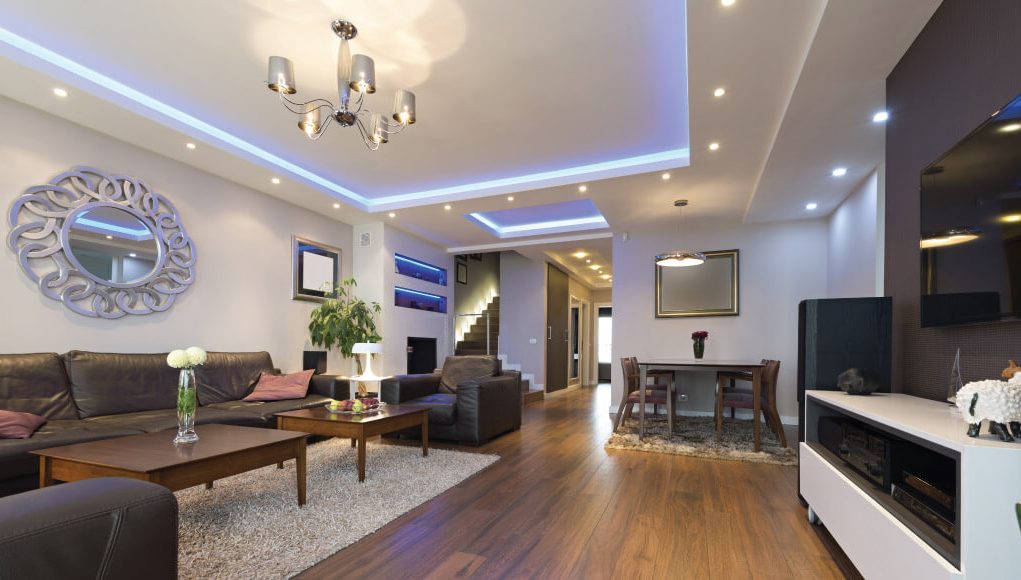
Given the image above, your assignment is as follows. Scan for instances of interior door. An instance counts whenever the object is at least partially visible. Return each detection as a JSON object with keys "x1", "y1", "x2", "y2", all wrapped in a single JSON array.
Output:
[{"x1": 546, "y1": 264, "x2": 569, "y2": 392}]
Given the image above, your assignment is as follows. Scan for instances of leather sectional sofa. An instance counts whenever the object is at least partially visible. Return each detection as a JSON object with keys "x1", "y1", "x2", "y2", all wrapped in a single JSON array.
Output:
[
  {"x1": 0, "y1": 350, "x2": 347, "y2": 496},
  {"x1": 381, "y1": 355, "x2": 522, "y2": 445}
]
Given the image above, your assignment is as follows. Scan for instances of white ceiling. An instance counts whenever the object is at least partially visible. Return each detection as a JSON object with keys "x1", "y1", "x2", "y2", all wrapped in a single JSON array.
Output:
[{"x1": 0, "y1": 0, "x2": 941, "y2": 288}]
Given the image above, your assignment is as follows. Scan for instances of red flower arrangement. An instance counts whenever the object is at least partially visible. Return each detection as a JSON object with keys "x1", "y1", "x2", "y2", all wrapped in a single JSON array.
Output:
[{"x1": 691, "y1": 331, "x2": 709, "y2": 340}]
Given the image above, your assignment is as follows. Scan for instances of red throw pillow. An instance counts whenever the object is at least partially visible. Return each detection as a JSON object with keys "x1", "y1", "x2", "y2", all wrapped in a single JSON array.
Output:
[
  {"x1": 0, "y1": 410, "x2": 47, "y2": 439},
  {"x1": 243, "y1": 370, "x2": 314, "y2": 402}
]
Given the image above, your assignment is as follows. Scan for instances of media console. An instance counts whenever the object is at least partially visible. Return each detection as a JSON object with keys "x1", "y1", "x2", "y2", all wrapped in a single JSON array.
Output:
[{"x1": 801, "y1": 390, "x2": 1021, "y2": 579}]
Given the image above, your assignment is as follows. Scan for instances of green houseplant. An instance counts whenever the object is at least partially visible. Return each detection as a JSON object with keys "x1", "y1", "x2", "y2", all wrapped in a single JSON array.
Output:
[{"x1": 308, "y1": 278, "x2": 382, "y2": 394}]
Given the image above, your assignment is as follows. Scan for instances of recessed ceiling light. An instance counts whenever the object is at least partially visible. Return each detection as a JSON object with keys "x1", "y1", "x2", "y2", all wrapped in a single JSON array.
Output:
[
  {"x1": 388, "y1": 212, "x2": 396, "y2": 218},
  {"x1": 507, "y1": 196, "x2": 515, "y2": 201},
  {"x1": 271, "y1": 177, "x2": 281, "y2": 184},
  {"x1": 806, "y1": 202, "x2": 818, "y2": 210},
  {"x1": 589, "y1": 264, "x2": 601, "y2": 271},
  {"x1": 572, "y1": 251, "x2": 588, "y2": 259},
  {"x1": 832, "y1": 167, "x2": 848, "y2": 177},
  {"x1": 105, "y1": 235, "x2": 113, "y2": 240},
  {"x1": 128, "y1": 253, "x2": 137, "y2": 258},
  {"x1": 578, "y1": 185, "x2": 588, "y2": 193},
  {"x1": 52, "y1": 87, "x2": 68, "y2": 98},
  {"x1": 661, "y1": 173, "x2": 671, "y2": 180},
  {"x1": 709, "y1": 142, "x2": 720, "y2": 151},
  {"x1": 444, "y1": 204, "x2": 452, "y2": 211},
  {"x1": 586, "y1": 259, "x2": 591, "y2": 263},
  {"x1": 185, "y1": 142, "x2": 196, "y2": 150},
  {"x1": 721, "y1": 0, "x2": 736, "y2": 6},
  {"x1": 1002, "y1": 214, "x2": 1021, "y2": 223},
  {"x1": 333, "y1": 203, "x2": 341, "y2": 209},
  {"x1": 713, "y1": 87, "x2": 726, "y2": 98},
  {"x1": 872, "y1": 111, "x2": 889, "y2": 123},
  {"x1": 1001, "y1": 123, "x2": 1021, "y2": 133},
  {"x1": 600, "y1": 274, "x2": 611, "y2": 280}
]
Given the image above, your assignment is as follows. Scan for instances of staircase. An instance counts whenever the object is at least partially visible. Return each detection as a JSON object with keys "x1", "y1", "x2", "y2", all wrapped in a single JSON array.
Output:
[{"x1": 455, "y1": 297, "x2": 500, "y2": 355}]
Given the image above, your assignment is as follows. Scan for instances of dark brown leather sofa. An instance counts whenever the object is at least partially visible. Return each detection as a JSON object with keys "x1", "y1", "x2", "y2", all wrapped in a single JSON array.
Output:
[
  {"x1": 0, "y1": 477, "x2": 178, "y2": 579},
  {"x1": 0, "y1": 351, "x2": 346, "y2": 496},
  {"x1": 381, "y1": 355, "x2": 522, "y2": 445}
]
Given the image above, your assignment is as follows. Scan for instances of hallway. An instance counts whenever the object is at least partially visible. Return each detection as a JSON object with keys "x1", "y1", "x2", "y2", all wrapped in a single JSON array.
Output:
[{"x1": 302, "y1": 385, "x2": 853, "y2": 579}]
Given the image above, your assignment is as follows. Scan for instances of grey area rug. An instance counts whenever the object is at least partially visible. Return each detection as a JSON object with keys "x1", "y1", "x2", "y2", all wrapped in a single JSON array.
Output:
[
  {"x1": 175, "y1": 439, "x2": 499, "y2": 579},
  {"x1": 606, "y1": 415, "x2": 797, "y2": 466}
]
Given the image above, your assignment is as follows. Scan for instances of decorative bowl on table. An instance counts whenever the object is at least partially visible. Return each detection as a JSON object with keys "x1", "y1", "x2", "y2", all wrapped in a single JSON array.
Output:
[{"x1": 325, "y1": 398, "x2": 384, "y2": 414}]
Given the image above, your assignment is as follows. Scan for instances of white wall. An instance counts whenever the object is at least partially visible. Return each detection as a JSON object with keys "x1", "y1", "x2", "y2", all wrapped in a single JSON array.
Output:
[
  {"x1": 0, "y1": 96, "x2": 353, "y2": 373},
  {"x1": 610, "y1": 220, "x2": 829, "y2": 422},
  {"x1": 498, "y1": 251, "x2": 546, "y2": 387},
  {"x1": 453, "y1": 252, "x2": 500, "y2": 344},
  {"x1": 828, "y1": 167, "x2": 884, "y2": 298}
]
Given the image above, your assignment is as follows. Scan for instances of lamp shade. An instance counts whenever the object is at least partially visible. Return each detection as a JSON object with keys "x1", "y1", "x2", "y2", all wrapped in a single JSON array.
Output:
[
  {"x1": 267, "y1": 56, "x2": 296, "y2": 94},
  {"x1": 369, "y1": 113, "x2": 388, "y2": 144},
  {"x1": 352, "y1": 342, "x2": 384, "y2": 354},
  {"x1": 349, "y1": 54, "x2": 376, "y2": 93},
  {"x1": 392, "y1": 89, "x2": 416, "y2": 125},
  {"x1": 298, "y1": 105, "x2": 323, "y2": 137},
  {"x1": 655, "y1": 250, "x2": 706, "y2": 267}
]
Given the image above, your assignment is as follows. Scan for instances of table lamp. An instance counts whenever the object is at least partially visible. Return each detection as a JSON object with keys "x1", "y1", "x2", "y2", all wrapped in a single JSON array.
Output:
[{"x1": 350, "y1": 342, "x2": 386, "y2": 397}]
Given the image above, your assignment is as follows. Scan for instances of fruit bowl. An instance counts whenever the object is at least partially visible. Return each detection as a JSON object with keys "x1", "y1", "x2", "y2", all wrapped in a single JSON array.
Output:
[{"x1": 324, "y1": 398, "x2": 384, "y2": 415}]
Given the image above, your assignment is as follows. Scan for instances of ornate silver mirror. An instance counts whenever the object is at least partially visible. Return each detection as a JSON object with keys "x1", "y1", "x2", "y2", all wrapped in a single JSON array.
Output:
[{"x1": 7, "y1": 167, "x2": 196, "y2": 318}]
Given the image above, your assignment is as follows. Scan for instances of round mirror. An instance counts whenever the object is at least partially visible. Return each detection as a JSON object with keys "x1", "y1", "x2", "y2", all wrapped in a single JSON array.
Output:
[{"x1": 67, "y1": 205, "x2": 160, "y2": 284}]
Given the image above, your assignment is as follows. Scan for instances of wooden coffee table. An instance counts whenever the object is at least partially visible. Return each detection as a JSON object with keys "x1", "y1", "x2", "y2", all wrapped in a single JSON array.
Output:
[
  {"x1": 275, "y1": 404, "x2": 429, "y2": 482},
  {"x1": 32, "y1": 424, "x2": 309, "y2": 505}
]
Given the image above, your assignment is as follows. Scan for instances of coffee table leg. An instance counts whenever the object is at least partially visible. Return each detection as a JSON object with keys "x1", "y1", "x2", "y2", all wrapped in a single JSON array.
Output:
[
  {"x1": 39, "y1": 457, "x2": 52, "y2": 488},
  {"x1": 277, "y1": 462, "x2": 284, "y2": 469},
  {"x1": 351, "y1": 438, "x2": 356, "y2": 448},
  {"x1": 421, "y1": 414, "x2": 429, "y2": 457},
  {"x1": 205, "y1": 482, "x2": 214, "y2": 490},
  {"x1": 296, "y1": 439, "x2": 307, "y2": 507},
  {"x1": 357, "y1": 435, "x2": 366, "y2": 482}
]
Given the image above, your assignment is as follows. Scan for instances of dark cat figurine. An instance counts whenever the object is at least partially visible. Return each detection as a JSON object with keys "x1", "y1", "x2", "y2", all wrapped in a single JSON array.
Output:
[{"x1": 838, "y1": 368, "x2": 879, "y2": 396}]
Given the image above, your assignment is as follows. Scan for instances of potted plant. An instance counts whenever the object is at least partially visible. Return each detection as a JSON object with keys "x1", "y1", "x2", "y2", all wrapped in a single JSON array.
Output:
[{"x1": 308, "y1": 278, "x2": 382, "y2": 395}]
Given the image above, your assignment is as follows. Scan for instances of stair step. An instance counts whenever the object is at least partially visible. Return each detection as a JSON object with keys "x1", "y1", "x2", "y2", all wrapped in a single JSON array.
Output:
[{"x1": 523, "y1": 387, "x2": 544, "y2": 404}]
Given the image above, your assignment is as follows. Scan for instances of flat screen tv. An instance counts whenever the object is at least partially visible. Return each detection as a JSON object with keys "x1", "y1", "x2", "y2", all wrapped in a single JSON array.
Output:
[{"x1": 920, "y1": 92, "x2": 1021, "y2": 327}]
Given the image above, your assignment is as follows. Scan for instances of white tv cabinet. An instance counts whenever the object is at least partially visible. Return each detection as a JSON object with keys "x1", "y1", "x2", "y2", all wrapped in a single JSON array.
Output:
[{"x1": 801, "y1": 390, "x2": 1021, "y2": 579}]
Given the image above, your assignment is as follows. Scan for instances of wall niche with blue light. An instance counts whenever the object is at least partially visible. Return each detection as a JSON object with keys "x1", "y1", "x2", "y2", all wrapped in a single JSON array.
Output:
[
  {"x1": 395, "y1": 286, "x2": 447, "y2": 314},
  {"x1": 395, "y1": 253, "x2": 447, "y2": 286}
]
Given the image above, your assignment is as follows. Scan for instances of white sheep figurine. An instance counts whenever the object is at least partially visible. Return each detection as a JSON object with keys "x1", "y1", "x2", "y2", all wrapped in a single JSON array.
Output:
[{"x1": 955, "y1": 378, "x2": 1021, "y2": 442}]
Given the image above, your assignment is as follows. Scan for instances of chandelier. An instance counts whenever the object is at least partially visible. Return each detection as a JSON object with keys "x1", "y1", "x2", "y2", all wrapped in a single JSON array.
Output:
[
  {"x1": 655, "y1": 200, "x2": 706, "y2": 267},
  {"x1": 265, "y1": 19, "x2": 416, "y2": 150}
]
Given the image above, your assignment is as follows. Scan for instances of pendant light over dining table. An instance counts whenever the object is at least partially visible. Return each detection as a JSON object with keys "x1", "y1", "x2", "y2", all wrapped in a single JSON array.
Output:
[{"x1": 655, "y1": 200, "x2": 706, "y2": 267}]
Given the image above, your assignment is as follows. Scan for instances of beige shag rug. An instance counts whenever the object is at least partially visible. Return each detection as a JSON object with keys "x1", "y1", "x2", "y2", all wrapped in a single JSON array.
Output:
[
  {"x1": 605, "y1": 415, "x2": 797, "y2": 465},
  {"x1": 175, "y1": 438, "x2": 499, "y2": 579}
]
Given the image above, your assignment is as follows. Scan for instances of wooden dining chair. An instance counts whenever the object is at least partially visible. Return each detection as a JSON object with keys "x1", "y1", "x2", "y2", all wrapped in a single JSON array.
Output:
[
  {"x1": 714, "y1": 359, "x2": 786, "y2": 447},
  {"x1": 613, "y1": 357, "x2": 675, "y2": 434}
]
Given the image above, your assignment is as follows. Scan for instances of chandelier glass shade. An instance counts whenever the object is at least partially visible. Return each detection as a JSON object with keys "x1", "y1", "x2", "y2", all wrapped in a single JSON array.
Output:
[
  {"x1": 266, "y1": 20, "x2": 416, "y2": 150},
  {"x1": 655, "y1": 200, "x2": 705, "y2": 268}
]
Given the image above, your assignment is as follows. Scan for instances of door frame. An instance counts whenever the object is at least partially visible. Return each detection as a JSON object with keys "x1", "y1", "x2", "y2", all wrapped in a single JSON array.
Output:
[{"x1": 568, "y1": 295, "x2": 588, "y2": 388}]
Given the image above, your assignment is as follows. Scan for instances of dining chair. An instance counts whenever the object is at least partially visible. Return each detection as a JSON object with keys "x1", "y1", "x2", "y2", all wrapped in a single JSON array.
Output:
[
  {"x1": 613, "y1": 357, "x2": 675, "y2": 434},
  {"x1": 714, "y1": 359, "x2": 786, "y2": 447}
]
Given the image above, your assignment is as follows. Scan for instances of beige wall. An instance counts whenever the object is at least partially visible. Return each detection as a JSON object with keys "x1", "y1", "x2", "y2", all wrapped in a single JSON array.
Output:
[
  {"x1": 0, "y1": 96, "x2": 353, "y2": 373},
  {"x1": 828, "y1": 168, "x2": 884, "y2": 298}
]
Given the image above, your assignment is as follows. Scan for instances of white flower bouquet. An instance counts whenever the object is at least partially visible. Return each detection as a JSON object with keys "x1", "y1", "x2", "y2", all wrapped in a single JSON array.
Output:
[{"x1": 167, "y1": 346, "x2": 207, "y2": 369}]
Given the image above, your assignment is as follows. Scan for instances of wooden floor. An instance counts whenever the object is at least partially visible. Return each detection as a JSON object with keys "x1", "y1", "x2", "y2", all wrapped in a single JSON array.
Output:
[{"x1": 300, "y1": 385, "x2": 857, "y2": 579}]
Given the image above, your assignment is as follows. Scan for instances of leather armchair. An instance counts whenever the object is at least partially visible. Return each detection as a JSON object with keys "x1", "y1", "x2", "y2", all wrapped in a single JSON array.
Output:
[
  {"x1": 309, "y1": 374, "x2": 352, "y2": 400},
  {"x1": 0, "y1": 478, "x2": 178, "y2": 579},
  {"x1": 381, "y1": 359, "x2": 521, "y2": 445}
]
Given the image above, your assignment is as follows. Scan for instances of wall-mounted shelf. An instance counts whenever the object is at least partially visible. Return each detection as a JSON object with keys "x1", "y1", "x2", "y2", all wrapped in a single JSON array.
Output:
[
  {"x1": 395, "y1": 253, "x2": 447, "y2": 286},
  {"x1": 395, "y1": 286, "x2": 447, "y2": 314}
]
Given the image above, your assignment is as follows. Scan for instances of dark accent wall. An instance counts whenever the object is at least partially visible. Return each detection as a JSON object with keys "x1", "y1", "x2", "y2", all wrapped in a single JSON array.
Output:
[{"x1": 886, "y1": 0, "x2": 1021, "y2": 400}]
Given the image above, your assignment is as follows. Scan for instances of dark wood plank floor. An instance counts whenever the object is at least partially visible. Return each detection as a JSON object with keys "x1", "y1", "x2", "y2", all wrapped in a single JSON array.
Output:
[{"x1": 299, "y1": 385, "x2": 857, "y2": 579}]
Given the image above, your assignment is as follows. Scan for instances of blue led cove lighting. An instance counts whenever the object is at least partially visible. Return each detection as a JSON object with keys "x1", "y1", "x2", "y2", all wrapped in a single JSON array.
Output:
[
  {"x1": 394, "y1": 254, "x2": 442, "y2": 272},
  {"x1": 394, "y1": 286, "x2": 445, "y2": 300},
  {"x1": 469, "y1": 213, "x2": 609, "y2": 236},
  {"x1": 75, "y1": 217, "x2": 153, "y2": 238}
]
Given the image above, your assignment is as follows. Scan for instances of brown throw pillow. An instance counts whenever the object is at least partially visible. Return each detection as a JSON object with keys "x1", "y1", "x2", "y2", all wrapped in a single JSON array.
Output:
[
  {"x1": 0, "y1": 410, "x2": 47, "y2": 439},
  {"x1": 439, "y1": 356, "x2": 498, "y2": 394},
  {"x1": 243, "y1": 370, "x2": 314, "y2": 402}
]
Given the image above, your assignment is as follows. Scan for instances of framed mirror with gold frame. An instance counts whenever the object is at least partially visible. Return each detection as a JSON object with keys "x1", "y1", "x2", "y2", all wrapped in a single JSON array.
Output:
[{"x1": 655, "y1": 249, "x2": 739, "y2": 318}]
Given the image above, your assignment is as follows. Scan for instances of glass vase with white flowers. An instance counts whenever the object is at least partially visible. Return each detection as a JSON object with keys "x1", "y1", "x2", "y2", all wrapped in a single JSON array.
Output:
[{"x1": 167, "y1": 347, "x2": 207, "y2": 444}]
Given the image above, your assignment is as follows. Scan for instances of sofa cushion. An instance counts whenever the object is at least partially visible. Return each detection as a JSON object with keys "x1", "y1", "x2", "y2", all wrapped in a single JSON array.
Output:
[
  {"x1": 408, "y1": 392, "x2": 457, "y2": 425},
  {"x1": 195, "y1": 352, "x2": 275, "y2": 405},
  {"x1": 205, "y1": 394, "x2": 331, "y2": 421},
  {"x1": 439, "y1": 356, "x2": 498, "y2": 394},
  {"x1": 0, "y1": 411, "x2": 47, "y2": 439},
  {"x1": 83, "y1": 407, "x2": 264, "y2": 432},
  {"x1": 64, "y1": 351, "x2": 179, "y2": 418},
  {"x1": 0, "y1": 353, "x2": 79, "y2": 420},
  {"x1": 0, "y1": 420, "x2": 144, "y2": 480},
  {"x1": 243, "y1": 370, "x2": 313, "y2": 402}
]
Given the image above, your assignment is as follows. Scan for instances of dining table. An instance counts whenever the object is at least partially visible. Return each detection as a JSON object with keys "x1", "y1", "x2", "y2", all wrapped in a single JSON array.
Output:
[{"x1": 635, "y1": 358, "x2": 767, "y2": 451}]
